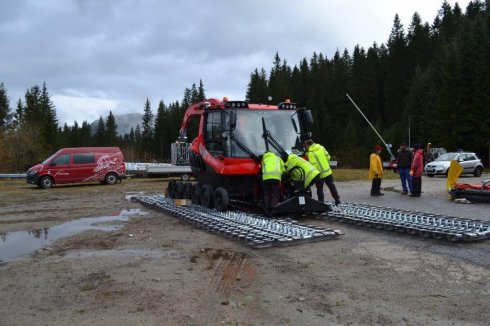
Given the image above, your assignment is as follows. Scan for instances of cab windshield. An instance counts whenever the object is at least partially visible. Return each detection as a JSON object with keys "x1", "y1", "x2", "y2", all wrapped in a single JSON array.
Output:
[{"x1": 231, "y1": 109, "x2": 300, "y2": 157}]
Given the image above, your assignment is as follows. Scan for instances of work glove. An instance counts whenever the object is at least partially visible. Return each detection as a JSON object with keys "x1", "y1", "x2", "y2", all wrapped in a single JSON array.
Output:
[{"x1": 409, "y1": 170, "x2": 414, "y2": 177}]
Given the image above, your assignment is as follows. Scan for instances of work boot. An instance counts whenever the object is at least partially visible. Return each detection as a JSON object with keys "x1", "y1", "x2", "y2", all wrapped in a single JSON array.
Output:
[{"x1": 401, "y1": 191, "x2": 408, "y2": 195}]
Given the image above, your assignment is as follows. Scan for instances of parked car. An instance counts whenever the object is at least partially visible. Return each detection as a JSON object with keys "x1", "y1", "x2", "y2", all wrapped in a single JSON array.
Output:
[
  {"x1": 424, "y1": 152, "x2": 483, "y2": 177},
  {"x1": 26, "y1": 147, "x2": 126, "y2": 189}
]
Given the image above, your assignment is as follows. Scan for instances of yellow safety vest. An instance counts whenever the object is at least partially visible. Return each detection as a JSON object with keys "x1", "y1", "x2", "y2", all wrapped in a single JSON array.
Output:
[
  {"x1": 261, "y1": 152, "x2": 285, "y2": 181},
  {"x1": 306, "y1": 143, "x2": 332, "y2": 179},
  {"x1": 285, "y1": 154, "x2": 319, "y2": 188}
]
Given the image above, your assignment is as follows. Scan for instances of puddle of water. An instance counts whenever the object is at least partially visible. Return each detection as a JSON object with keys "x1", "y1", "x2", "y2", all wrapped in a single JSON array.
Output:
[{"x1": 0, "y1": 208, "x2": 148, "y2": 263}]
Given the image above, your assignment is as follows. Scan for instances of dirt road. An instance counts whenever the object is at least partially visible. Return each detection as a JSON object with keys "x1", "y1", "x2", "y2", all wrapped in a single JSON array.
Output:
[{"x1": 0, "y1": 176, "x2": 489, "y2": 325}]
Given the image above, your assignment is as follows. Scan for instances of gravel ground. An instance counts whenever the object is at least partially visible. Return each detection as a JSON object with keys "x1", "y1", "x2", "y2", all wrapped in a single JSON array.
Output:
[{"x1": 0, "y1": 176, "x2": 489, "y2": 325}]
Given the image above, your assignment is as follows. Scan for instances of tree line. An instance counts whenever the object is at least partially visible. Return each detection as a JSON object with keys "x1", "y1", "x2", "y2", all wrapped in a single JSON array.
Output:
[
  {"x1": 0, "y1": 81, "x2": 205, "y2": 172},
  {"x1": 246, "y1": 0, "x2": 490, "y2": 167},
  {"x1": 1, "y1": 0, "x2": 489, "y2": 172}
]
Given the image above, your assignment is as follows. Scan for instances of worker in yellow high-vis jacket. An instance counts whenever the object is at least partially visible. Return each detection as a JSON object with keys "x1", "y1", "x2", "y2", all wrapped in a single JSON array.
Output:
[
  {"x1": 284, "y1": 153, "x2": 320, "y2": 191},
  {"x1": 261, "y1": 151, "x2": 285, "y2": 214},
  {"x1": 304, "y1": 139, "x2": 341, "y2": 205}
]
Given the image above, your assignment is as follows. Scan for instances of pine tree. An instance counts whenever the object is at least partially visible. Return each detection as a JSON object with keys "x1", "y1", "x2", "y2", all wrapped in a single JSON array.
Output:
[
  {"x1": 0, "y1": 83, "x2": 11, "y2": 129},
  {"x1": 246, "y1": 68, "x2": 269, "y2": 103},
  {"x1": 79, "y1": 121, "x2": 92, "y2": 146},
  {"x1": 141, "y1": 98, "x2": 154, "y2": 156},
  {"x1": 197, "y1": 80, "x2": 206, "y2": 102},
  {"x1": 154, "y1": 100, "x2": 167, "y2": 159},
  {"x1": 384, "y1": 14, "x2": 409, "y2": 126},
  {"x1": 94, "y1": 116, "x2": 106, "y2": 146},
  {"x1": 105, "y1": 110, "x2": 118, "y2": 146}
]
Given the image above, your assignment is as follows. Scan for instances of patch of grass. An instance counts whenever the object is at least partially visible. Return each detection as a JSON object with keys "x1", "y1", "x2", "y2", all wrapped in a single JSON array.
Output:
[{"x1": 332, "y1": 169, "x2": 399, "y2": 181}]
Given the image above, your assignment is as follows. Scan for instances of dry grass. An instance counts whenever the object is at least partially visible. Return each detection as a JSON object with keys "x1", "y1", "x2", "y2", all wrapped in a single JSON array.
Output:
[
  {"x1": 332, "y1": 168, "x2": 399, "y2": 181},
  {"x1": 0, "y1": 169, "x2": 398, "y2": 196}
]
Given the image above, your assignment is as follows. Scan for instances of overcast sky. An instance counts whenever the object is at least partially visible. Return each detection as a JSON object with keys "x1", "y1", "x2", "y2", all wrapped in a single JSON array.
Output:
[{"x1": 0, "y1": 0, "x2": 470, "y2": 126}]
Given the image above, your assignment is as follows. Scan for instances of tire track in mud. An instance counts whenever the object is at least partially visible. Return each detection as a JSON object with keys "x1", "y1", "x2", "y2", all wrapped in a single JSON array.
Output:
[
  {"x1": 199, "y1": 250, "x2": 255, "y2": 325},
  {"x1": 211, "y1": 251, "x2": 247, "y2": 297}
]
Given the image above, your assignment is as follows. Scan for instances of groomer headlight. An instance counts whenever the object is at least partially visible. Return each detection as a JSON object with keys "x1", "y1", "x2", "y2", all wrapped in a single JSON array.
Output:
[
  {"x1": 278, "y1": 102, "x2": 297, "y2": 110},
  {"x1": 225, "y1": 101, "x2": 249, "y2": 109}
]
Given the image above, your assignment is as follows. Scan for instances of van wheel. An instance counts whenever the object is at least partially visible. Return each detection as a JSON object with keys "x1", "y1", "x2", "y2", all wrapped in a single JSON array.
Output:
[
  {"x1": 105, "y1": 173, "x2": 118, "y2": 185},
  {"x1": 214, "y1": 187, "x2": 229, "y2": 211},
  {"x1": 39, "y1": 176, "x2": 53, "y2": 189}
]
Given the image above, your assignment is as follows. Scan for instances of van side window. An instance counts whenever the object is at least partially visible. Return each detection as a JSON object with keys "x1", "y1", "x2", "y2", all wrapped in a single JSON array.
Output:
[
  {"x1": 74, "y1": 153, "x2": 95, "y2": 164},
  {"x1": 53, "y1": 154, "x2": 70, "y2": 166}
]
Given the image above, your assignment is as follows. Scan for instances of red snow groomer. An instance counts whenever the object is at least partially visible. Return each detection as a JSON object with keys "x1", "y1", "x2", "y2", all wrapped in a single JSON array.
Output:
[{"x1": 167, "y1": 98, "x2": 330, "y2": 214}]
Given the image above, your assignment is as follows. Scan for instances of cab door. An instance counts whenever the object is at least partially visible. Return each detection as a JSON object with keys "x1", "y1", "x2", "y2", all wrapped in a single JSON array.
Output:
[{"x1": 47, "y1": 154, "x2": 72, "y2": 183}]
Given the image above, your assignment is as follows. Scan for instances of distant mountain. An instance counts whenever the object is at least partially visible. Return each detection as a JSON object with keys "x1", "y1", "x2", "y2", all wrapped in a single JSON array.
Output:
[{"x1": 90, "y1": 113, "x2": 142, "y2": 136}]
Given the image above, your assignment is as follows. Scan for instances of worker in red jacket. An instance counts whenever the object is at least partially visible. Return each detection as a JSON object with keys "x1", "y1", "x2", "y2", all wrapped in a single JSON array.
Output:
[{"x1": 409, "y1": 143, "x2": 424, "y2": 197}]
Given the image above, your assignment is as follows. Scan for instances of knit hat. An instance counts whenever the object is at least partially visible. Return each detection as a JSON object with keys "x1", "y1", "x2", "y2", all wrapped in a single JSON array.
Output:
[{"x1": 375, "y1": 145, "x2": 383, "y2": 151}]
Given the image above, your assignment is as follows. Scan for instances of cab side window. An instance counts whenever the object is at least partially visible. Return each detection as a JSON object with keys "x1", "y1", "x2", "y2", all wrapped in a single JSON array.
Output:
[
  {"x1": 74, "y1": 153, "x2": 95, "y2": 164},
  {"x1": 204, "y1": 111, "x2": 223, "y2": 154},
  {"x1": 53, "y1": 154, "x2": 70, "y2": 166}
]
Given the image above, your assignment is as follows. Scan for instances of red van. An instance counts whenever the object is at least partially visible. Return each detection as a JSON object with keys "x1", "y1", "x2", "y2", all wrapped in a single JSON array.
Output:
[{"x1": 26, "y1": 147, "x2": 126, "y2": 189}]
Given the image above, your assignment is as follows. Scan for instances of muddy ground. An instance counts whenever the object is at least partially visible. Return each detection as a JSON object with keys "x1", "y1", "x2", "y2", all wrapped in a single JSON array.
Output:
[{"x1": 0, "y1": 175, "x2": 489, "y2": 325}]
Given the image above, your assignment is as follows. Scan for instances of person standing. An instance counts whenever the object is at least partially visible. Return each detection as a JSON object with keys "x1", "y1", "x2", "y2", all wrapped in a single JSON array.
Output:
[
  {"x1": 304, "y1": 139, "x2": 341, "y2": 205},
  {"x1": 369, "y1": 145, "x2": 384, "y2": 196},
  {"x1": 261, "y1": 151, "x2": 285, "y2": 215},
  {"x1": 410, "y1": 143, "x2": 424, "y2": 197},
  {"x1": 396, "y1": 143, "x2": 413, "y2": 195}
]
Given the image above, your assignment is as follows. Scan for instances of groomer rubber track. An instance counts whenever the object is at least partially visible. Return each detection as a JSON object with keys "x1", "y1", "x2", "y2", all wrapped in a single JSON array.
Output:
[
  {"x1": 134, "y1": 195, "x2": 343, "y2": 248},
  {"x1": 325, "y1": 202, "x2": 490, "y2": 241}
]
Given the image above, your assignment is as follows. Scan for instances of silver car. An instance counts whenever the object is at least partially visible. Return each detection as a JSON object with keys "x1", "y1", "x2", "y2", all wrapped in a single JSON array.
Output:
[{"x1": 424, "y1": 152, "x2": 483, "y2": 177}]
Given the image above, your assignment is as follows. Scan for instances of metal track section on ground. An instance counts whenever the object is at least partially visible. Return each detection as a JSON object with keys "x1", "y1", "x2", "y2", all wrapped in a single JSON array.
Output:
[
  {"x1": 134, "y1": 195, "x2": 342, "y2": 248},
  {"x1": 324, "y1": 202, "x2": 490, "y2": 241}
]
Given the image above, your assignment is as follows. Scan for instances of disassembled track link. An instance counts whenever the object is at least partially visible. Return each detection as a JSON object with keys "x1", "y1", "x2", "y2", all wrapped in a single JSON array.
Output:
[
  {"x1": 134, "y1": 195, "x2": 343, "y2": 248},
  {"x1": 135, "y1": 195, "x2": 490, "y2": 244},
  {"x1": 324, "y1": 202, "x2": 490, "y2": 241}
]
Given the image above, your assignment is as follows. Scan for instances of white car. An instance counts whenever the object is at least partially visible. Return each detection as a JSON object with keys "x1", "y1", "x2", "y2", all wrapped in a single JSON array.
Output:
[{"x1": 424, "y1": 152, "x2": 483, "y2": 177}]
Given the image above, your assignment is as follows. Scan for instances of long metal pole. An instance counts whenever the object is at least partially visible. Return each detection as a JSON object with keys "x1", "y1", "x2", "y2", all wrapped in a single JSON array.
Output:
[
  {"x1": 346, "y1": 94, "x2": 395, "y2": 160},
  {"x1": 408, "y1": 115, "x2": 411, "y2": 148}
]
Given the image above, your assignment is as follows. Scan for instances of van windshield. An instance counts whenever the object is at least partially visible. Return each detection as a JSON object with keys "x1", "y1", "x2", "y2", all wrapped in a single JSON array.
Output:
[{"x1": 41, "y1": 152, "x2": 59, "y2": 164}]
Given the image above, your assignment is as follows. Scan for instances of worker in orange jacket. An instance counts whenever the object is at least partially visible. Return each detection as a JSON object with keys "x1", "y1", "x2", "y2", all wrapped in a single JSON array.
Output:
[{"x1": 369, "y1": 145, "x2": 384, "y2": 196}]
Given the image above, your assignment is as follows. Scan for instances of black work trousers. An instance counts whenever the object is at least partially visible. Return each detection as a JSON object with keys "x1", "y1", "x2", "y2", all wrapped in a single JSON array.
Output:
[
  {"x1": 411, "y1": 176, "x2": 422, "y2": 196},
  {"x1": 316, "y1": 174, "x2": 340, "y2": 204},
  {"x1": 371, "y1": 178, "x2": 382, "y2": 195},
  {"x1": 263, "y1": 179, "x2": 281, "y2": 210}
]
